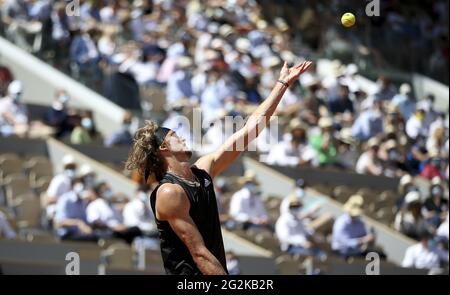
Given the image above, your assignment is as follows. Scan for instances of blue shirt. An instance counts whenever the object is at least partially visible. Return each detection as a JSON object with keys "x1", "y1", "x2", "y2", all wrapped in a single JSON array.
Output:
[
  {"x1": 352, "y1": 110, "x2": 384, "y2": 141},
  {"x1": 166, "y1": 71, "x2": 196, "y2": 105},
  {"x1": 392, "y1": 94, "x2": 416, "y2": 120},
  {"x1": 54, "y1": 191, "x2": 88, "y2": 237},
  {"x1": 332, "y1": 214, "x2": 367, "y2": 251}
]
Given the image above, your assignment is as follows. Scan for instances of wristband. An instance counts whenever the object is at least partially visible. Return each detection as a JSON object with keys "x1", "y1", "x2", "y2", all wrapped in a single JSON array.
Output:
[{"x1": 277, "y1": 79, "x2": 289, "y2": 88}]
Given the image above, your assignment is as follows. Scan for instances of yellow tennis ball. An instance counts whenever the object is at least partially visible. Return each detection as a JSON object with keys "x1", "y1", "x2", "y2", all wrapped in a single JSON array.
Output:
[{"x1": 341, "y1": 12, "x2": 356, "y2": 28}]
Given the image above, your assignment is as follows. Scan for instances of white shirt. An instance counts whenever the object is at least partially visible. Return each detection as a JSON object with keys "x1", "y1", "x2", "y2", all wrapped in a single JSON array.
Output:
[
  {"x1": 0, "y1": 211, "x2": 16, "y2": 239},
  {"x1": 229, "y1": 187, "x2": 268, "y2": 223},
  {"x1": 86, "y1": 198, "x2": 122, "y2": 228},
  {"x1": 356, "y1": 152, "x2": 381, "y2": 175},
  {"x1": 0, "y1": 97, "x2": 28, "y2": 126},
  {"x1": 275, "y1": 211, "x2": 313, "y2": 250},
  {"x1": 123, "y1": 198, "x2": 156, "y2": 233},
  {"x1": 265, "y1": 140, "x2": 316, "y2": 167},
  {"x1": 402, "y1": 243, "x2": 440, "y2": 270},
  {"x1": 46, "y1": 174, "x2": 72, "y2": 199},
  {"x1": 406, "y1": 116, "x2": 427, "y2": 140}
]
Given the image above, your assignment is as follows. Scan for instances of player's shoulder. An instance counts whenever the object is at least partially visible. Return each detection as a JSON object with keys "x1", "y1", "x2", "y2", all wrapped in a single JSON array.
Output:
[{"x1": 155, "y1": 183, "x2": 190, "y2": 219}]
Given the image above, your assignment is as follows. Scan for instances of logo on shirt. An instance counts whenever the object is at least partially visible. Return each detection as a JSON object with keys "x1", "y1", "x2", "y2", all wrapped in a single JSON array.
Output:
[{"x1": 204, "y1": 179, "x2": 211, "y2": 187}]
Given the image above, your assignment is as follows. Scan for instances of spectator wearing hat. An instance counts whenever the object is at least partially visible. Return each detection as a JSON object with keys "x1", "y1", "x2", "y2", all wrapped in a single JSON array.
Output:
[
  {"x1": 54, "y1": 177, "x2": 97, "y2": 242},
  {"x1": 229, "y1": 170, "x2": 270, "y2": 231},
  {"x1": 45, "y1": 155, "x2": 78, "y2": 223},
  {"x1": 402, "y1": 227, "x2": 441, "y2": 271},
  {"x1": 420, "y1": 150, "x2": 444, "y2": 180},
  {"x1": 104, "y1": 111, "x2": 134, "y2": 147},
  {"x1": 331, "y1": 195, "x2": 377, "y2": 258},
  {"x1": 276, "y1": 195, "x2": 326, "y2": 258},
  {"x1": 352, "y1": 97, "x2": 384, "y2": 141},
  {"x1": 279, "y1": 179, "x2": 309, "y2": 215},
  {"x1": 79, "y1": 164, "x2": 96, "y2": 190},
  {"x1": 395, "y1": 191, "x2": 428, "y2": 240},
  {"x1": 310, "y1": 117, "x2": 337, "y2": 167},
  {"x1": 380, "y1": 139, "x2": 407, "y2": 178},
  {"x1": 355, "y1": 137, "x2": 383, "y2": 176},
  {"x1": 336, "y1": 128, "x2": 358, "y2": 170},
  {"x1": 422, "y1": 177, "x2": 448, "y2": 228},
  {"x1": 391, "y1": 83, "x2": 416, "y2": 120},
  {"x1": 266, "y1": 119, "x2": 316, "y2": 167},
  {"x1": 396, "y1": 174, "x2": 419, "y2": 211},
  {"x1": 374, "y1": 76, "x2": 397, "y2": 101},
  {"x1": 0, "y1": 80, "x2": 28, "y2": 136}
]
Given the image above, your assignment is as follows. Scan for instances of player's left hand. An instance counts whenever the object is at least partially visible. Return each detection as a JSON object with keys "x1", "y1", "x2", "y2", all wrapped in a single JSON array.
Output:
[{"x1": 279, "y1": 60, "x2": 313, "y2": 87}]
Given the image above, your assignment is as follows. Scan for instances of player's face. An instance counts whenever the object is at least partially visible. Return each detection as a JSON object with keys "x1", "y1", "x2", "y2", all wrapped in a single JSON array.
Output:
[{"x1": 164, "y1": 131, "x2": 192, "y2": 159}]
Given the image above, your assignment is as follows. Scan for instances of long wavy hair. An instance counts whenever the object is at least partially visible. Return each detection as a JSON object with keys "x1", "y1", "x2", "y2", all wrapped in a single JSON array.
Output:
[{"x1": 125, "y1": 121, "x2": 167, "y2": 182}]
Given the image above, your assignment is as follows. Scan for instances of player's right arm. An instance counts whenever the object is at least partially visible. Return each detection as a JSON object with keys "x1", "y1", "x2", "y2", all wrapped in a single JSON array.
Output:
[{"x1": 155, "y1": 183, "x2": 227, "y2": 275}]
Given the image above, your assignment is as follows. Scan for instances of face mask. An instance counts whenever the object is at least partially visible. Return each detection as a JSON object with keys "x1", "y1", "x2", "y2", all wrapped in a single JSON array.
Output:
[
  {"x1": 289, "y1": 208, "x2": 301, "y2": 216},
  {"x1": 296, "y1": 188, "x2": 305, "y2": 199},
  {"x1": 245, "y1": 183, "x2": 259, "y2": 194},
  {"x1": 84, "y1": 176, "x2": 95, "y2": 188},
  {"x1": 11, "y1": 93, "x2": 21, "y2": 102},
  {"x1": 103, "y1": 189, "x2": 113, "y2": 200},
  {"x1": 431, "y1": 187, "x2": 443, "y2": 197},
  {"x1": 81, "y1": 118, "x2": 93, "y2": 130},
  {"x1": 225, "y1": 101, "x2": 234, "y2": 112},
  {"x1": 73, "y1": 183, "x2": 84, "y2": 195},
  {"x1": 388, "y1": 150, "x2": 398, "y2": 161},
  {"x1": 58, "y1": 95, "x2": 70, "y2": 104},
  {"x1": 64, "y1": 169, "x2": 76, "y2": 180}
]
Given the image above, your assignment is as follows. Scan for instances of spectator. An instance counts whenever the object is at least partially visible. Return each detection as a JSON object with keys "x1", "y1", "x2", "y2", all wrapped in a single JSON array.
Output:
[
  {"x1": 0, "y1": 211, "x2": 16, "y2": 239},
  {"x1": 54, "y1": 177, "x2": 97, "y2": 242},
  {"x1": 352, "y1": 97, "x2": 384, "y2": 141},
  {"x1": 45, "y1": 155, "x2": 77, "y2": 223},
  {"x1": 276, "y1": 195, "x2": 325, "y2": 258},
  {"x1": 265, "y1": 119, "x2": 316, "y2": 167},
  {"x1": 402, "y1": 227, "x2": 441, "y2": 271},
  {"x1": 44, "y1": 89, "x2": 73, "y2": 138},
  {"x1": 280, "y1": 179, "x2": 306, "y2": 215},
  {"x1": 421, "y1": 150, "x2": 444, "y2": 180},
  {"x1": 86, "y1": 182, "x2": 142, "y2": 244},
  {"x1": 436, "y1": 213, "x2": 449, "y2": 243},
  {"x1": 406, "y1": 108, "x2": 428, "y2": 140},
  {"x1": 229, "y1": 170, "x2": 270, "y2": 231},
  {"x1": 355, "y1": 137, "x2": 383, "y2": 176},
  {"x1": 395, "y1": 191, "x2": 428, "y2": 240},
  {"x1": 328, "y1": 85, "x2": 354, "y2": 116},
  {"x1": 70, "y1": 115, "x2": 101, "y2": 145},
  {"x1": 0, "y1": 80, "x2": 28, "y2": 136},
  {"x1": 391, "y1": 83, "x2": 415, "y2": 120},
  {"x1": 374, "y1": 76, "x2": 397, "y2": 101},
  {"x1": 104, "y1": 111, "x2": 134, "y2": 147},
  {"x1": 422, "y1": 177, "x2": 448, "y2": 228},
  {"x1": 396, "y1": 174, "x2": 419, "y2": 211},
  {"x1": 335, "y1": 128, "x2": 358, "y2": 170},
  {"x1": 123, "y1": 184, "x2": 157, "y2": 237},
  {"x1": 166, "y1": 56, "x2": 198, "y2": 107},
  {"x1": 332, "y1": 195, "x2": 377, "y2": 258},
  {"x1": 310, "y1": 117, "x2": 337, "y2": 167},
  {"x1": 380, "y1": 139, "x2": 407, "y2": 178},
  {"x1": 79, "y1": 164, "x2": 96, "y2": 190}
]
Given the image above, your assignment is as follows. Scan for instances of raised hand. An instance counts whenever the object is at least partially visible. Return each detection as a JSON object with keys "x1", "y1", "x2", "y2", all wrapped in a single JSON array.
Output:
[{"x1": 279, "y1": 60, "x2": 313, "y2": 87}]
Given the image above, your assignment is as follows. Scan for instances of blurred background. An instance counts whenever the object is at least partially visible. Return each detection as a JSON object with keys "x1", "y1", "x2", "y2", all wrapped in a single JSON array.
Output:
[{"x1": 0, "y1": 0, "x2": 448, "y2": 275}]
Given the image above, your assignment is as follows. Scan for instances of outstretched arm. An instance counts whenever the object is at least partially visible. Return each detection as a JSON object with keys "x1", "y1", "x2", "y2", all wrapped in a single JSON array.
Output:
[{"x1": 196, "y1": 60, "x2": 313, "y2": 178}]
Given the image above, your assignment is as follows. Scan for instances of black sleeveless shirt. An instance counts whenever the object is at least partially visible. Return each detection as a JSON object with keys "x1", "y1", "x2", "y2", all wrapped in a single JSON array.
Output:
[{"x1": 150, "y1": 166, "x2": 228, "y2": 275}]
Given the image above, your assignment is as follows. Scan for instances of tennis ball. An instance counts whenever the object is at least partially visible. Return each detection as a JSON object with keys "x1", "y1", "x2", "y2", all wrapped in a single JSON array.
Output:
[{"x1": 341, "y1": 12, "x2": 356, "y2": 28}]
